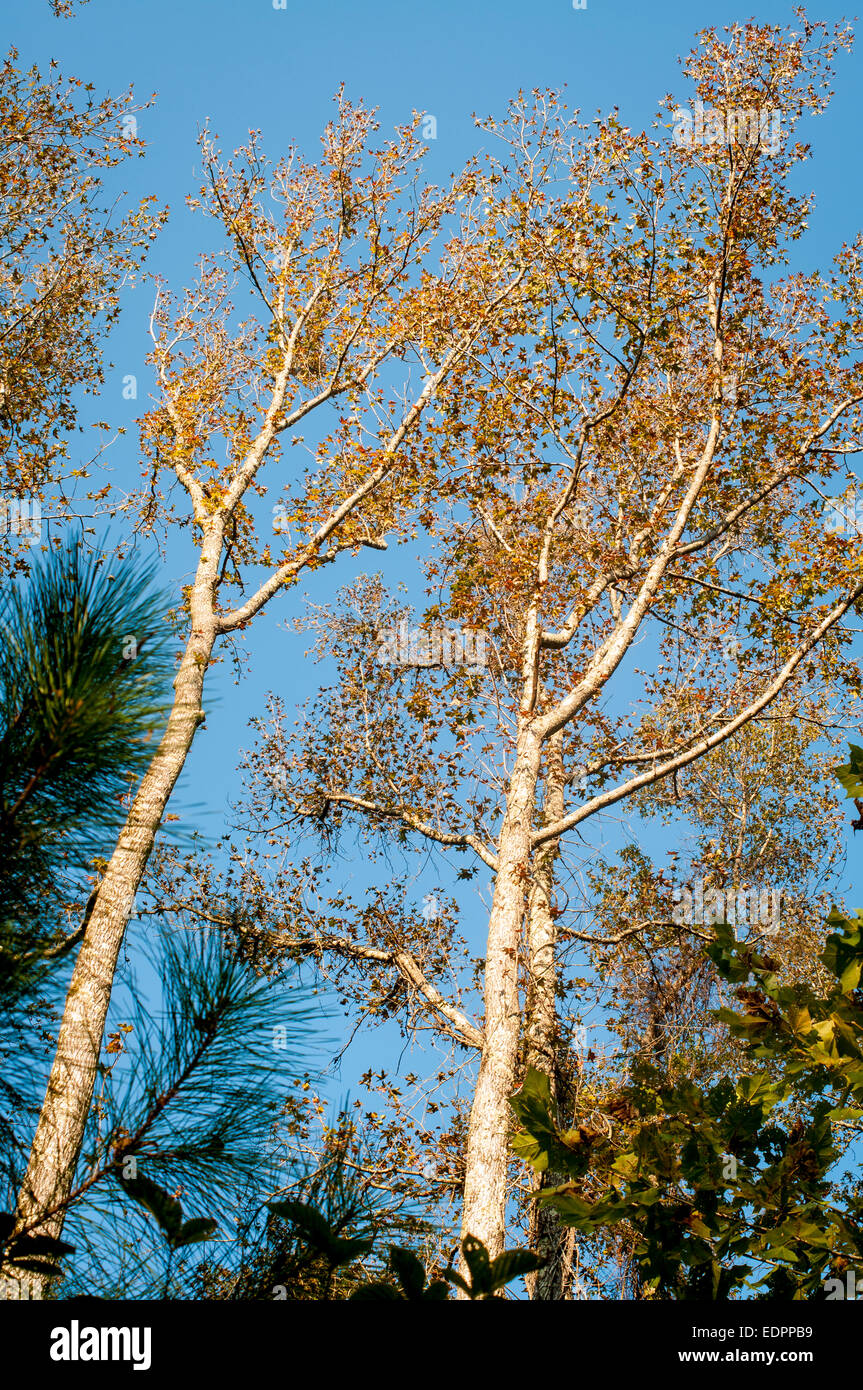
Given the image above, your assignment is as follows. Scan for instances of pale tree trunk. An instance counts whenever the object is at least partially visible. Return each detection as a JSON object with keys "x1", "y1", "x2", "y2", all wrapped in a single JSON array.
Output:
[
  {"x1": 458, "y1": 719, "x2": 542, "y2": 1279},
  {"x1": 8, "y1": 302, "x2": 500, "y2": 1288},
  {"x1": 456, "y1": 373, "x2": 726, "y2": 1284},
  {"x1": 11, "y1": 541, "x2": 221, "y2": 1285},
  {"x1": 523, "y1": 728, "x2": 575, "y2": 1300}
]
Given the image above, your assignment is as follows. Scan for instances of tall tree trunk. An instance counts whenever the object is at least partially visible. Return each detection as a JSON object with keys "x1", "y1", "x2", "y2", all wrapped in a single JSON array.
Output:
[
  {"x1": 12, "y1": 543, "x2": 220, "y2": 1277},
  {"x1": 459, "y1": 719, "x2": 542, "y2": 1278},
  {"x1": 523, "y1": 728, "x2": 575, "y2": 1300}
]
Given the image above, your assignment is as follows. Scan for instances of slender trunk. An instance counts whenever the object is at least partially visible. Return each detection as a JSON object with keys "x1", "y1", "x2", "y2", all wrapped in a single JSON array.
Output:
[
  {"x1": 12, "y1": 544, "x2": 220, "y2": 1281},
  {"x1": 459, "y1": 720, "x2": 542, "y2": 1278},
  {"x1": 523, "y1": 729, "x2": 574, "y2": 1299}
]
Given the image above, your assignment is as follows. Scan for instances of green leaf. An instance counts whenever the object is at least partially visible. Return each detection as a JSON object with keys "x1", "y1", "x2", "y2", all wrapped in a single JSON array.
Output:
[
  {"x1": 443, "y1": 1268, "x2": 472, "y2": 1297},
  {"x1": 460, "y1": 1235, "x2": 493, "y2": 1295},
  {"x1": 706, "y1": 922, "x2": 752, "y2": 983},
  {"x1": 631, "y1": 1187, "x2": 663, "y2": 1208},
  {"x1": 348, "y1": 1282, "x2": 403, "y2": 1300},
  {"x1": 422, "y1": 1280, "x2": 451, "y2": 1301},
  {"x1": 823, "y1": 923, "x2": 863, "y2": 993},
  {"x1": 172, "y1": 1217, "x2": 218, "y2": 1249},
  {"x1": 509, "y1": 1067, "x2": 576, "y2": 1173},
  {"x1": 611, "y1": 1152, "x2": 639, "y2": 1181},
  {"x1": 117, "y1": 1172, "x2": 183, "y2": 1238},
  {"x1": 736, "y1": 1072, "x2": 785, "y2": 1111},
  {"x1": 827, "y1": 1106, "x2": 863, "y2": 1122},
  {"x1": 267, "y1": 1198, "x2": 331, "y2": 1243},
  {"x1": 511, "y1": 1131, "x2": 549, "y2": 1169},
  {"x1": 489, "y1": 1248, "x2": 543, "y2": 1291},
  {"x1": 834, "y1": 744, "x2": 863, "y2": 798},
  {"x1": 266, "y1": 1199, "x2": 372, "y2": 1266},
  {"x1": 764, "y1": 1246, "x2": 800, "y2": 1265},
  {"x1": 388, "y1": 1245, "x2": 426, "y2": 1299},
  {"x1": 329, "y1": 1235, "x2": 375, "y2": 1265}
]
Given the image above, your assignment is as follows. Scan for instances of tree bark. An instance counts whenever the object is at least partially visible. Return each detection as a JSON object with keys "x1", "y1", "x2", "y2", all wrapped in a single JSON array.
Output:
[
  {"x1": 12, "y1": 538, "x2": 221, "y2": 1275},
  {"x1": 458, "y1": 719, "x2": 542, "y2": 1277},
  {"x1": 523, "y1": 728, "x2": 575, "y2": 1299}
]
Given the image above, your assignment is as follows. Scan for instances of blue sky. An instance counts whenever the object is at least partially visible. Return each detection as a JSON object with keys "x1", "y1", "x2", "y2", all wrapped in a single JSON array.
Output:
[
  {"x1": 10, "y1": 0, "x2": 863, "y2": 1140},
  {"x1": 10, "y1": 0, "x2": 858, "y2": 840}
]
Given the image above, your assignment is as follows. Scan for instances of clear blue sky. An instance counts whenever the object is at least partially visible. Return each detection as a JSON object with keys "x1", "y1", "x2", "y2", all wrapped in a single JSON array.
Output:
[{"x1": 10, "y1": 0, "x2": 863, "y2": 1102}]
